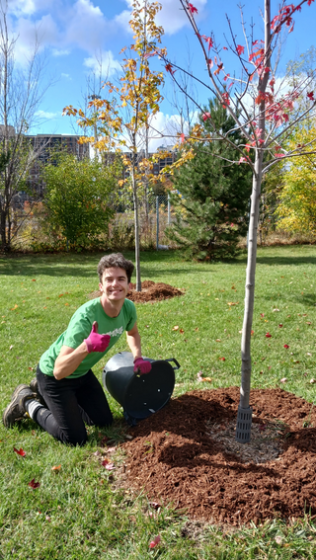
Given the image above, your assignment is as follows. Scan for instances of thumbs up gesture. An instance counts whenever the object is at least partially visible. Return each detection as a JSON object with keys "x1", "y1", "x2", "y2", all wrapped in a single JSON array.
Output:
[{"x1": 84, "y1": 321, "x2": 111, "y2": 353}]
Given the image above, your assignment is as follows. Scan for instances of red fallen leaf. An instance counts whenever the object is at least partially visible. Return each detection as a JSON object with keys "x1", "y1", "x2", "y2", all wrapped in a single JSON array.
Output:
[
  {"x1": 219, "y1": 357, "x2": 226, "y2": 361},
  {"x1": 179, "y1": 328, "x2": 184, "y2": 334},
  {"x1": 279, "y1": 324, "x2": 283, "y2": 327},
  {"x1": 51, "y1": 465, "x2": 61, "y2": 472},
  {"x1": 251, "y1": 330, "x2": 254, "y2": 335},
  {"x1": 265, "y1": 333, "x2": 272, "y2": 338},
  {"x1": 284, "y1": 344, "x2": 290, "y2": 349},
  {"x1": 58, "y1": 294, "x2": 64, "y2": 298},
  {"x1": 14, "y1": 447, "x2": 26, "y2": 457},
  {"x1": 149, "y1": 535, "x2": 161, "y2": 549},
  {"x1": 259, "y1": 424, "x2": 266, "y2": 431},
  {"x1": 260, "y1": 313, "x2": 265, "y2": 317},
  {"x1": 32, "y1": 279, "x2": 36, "y2": 282},
  {"x1": 102, "y1": 459, "x2": 115, "y2": 470},
  {"x1": 28, "y1": 479, "x2": 40, "y2": 489}
]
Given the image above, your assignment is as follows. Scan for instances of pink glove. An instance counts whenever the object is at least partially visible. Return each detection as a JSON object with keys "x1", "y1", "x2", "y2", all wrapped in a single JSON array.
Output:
[
  {"x1": 133, "y1": 357, "x2": 152, "y2": 375},
  {"x1": 84, "y1": 322, "x2": 110, "y2": 353}
]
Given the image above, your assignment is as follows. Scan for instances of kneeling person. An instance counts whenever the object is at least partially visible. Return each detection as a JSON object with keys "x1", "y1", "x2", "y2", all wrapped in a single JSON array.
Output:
[{"x1": 3, "y1": 253, "x2": 151, "y2": 445}]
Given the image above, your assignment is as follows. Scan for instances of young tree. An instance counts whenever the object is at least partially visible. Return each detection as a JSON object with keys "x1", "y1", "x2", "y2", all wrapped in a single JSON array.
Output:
[
  {"x1": 0, "y1": 1, "x2": 50, "y2": 252},
  {"x1": 168, "y1": 98, "x2": 252, "y2": 260},
  {"x1": 42, "y1": 152, "x2": 119, "y2": 248},
  {"x1": 64, "y1": 0, "x2": 165, "y2": 290},
  {"x1": 159, "y1": 0, "x2": 316, "y2": 441}
]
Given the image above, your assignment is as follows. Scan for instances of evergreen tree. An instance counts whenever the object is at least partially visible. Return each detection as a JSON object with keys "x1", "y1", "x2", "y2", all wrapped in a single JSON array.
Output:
[{"x1": 167, "y1": 98, "x2": 253, "y2": 260}]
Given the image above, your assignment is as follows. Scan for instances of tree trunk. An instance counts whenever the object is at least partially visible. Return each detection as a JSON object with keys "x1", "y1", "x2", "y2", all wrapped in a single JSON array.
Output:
[
  {"x1": 239, "y1": 150, "x2": 263, "y2": 409},
  {"x1": 131, "y1": 147, "x2": 141, "y2": 291}
]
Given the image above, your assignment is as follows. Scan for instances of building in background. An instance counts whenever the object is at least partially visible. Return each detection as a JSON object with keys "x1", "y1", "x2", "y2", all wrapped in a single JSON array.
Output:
[{"x1": 26, "y1": 134, "x2": 89, "y2": 198}]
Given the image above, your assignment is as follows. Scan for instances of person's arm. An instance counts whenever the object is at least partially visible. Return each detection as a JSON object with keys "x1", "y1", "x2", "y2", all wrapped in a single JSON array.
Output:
[
  {"x1": 126, "y1": 323, "x2": 152, "y2": 375},
  {"x1": 53, "y1": 343, "x2": 88, "y2": 380},
  {"x1": 53, "y1": 321, "x2": 110, "y2": 380},
  {"x1": 126, "y1": 322, "x2": 142, "y2": 360}
]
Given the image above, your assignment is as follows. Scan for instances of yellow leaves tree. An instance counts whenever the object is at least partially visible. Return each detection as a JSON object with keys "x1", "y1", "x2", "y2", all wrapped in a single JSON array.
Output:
[
  {"x1": 64, "y1": 0, "x2": 166, "y2": 291},
  {"x1": 277, "y1": 124, "x2": 316, "y2": 239}
]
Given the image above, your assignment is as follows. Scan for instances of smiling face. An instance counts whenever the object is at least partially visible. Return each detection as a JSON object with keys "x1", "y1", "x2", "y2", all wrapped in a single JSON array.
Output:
[{"x1": 99, "y1": 266, "x2": 131, "y2": 304}]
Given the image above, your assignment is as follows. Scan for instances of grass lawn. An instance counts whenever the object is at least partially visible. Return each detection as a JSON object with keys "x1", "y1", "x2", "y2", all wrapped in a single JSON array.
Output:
[{"x1": 0, "y1": 245, "x2": 315, "y2": 559}]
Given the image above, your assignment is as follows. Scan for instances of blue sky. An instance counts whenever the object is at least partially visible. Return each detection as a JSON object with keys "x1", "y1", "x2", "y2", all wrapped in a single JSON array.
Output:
[{"x1": 9, "y1": 0, "x2": 316, "y2": 149}]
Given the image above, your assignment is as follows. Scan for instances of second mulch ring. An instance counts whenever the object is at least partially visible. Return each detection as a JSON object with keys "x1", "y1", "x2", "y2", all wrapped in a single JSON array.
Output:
[{"x1": 118, "y1": 387, "x2": 316, "y2": 525}]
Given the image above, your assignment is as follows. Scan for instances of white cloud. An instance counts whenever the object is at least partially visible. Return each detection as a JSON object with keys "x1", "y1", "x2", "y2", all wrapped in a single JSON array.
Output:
[
  {"x1": 12, "y1": 14, "x2": 59, "y2": 65},
  {"x1": 83, "y1": 51, "x2": 121, "y2": 77},
  {"x1": 138, "y1": 110, "x2": 199, "y2": 151},
  {"x1": 65, "y1": 0, "x2": 109, "y2": 52},
  {"x1": 9, "y1": 0, "x2": 56, "y2": 17},
  {"x1": 61, "y1": 73, "x2": 71, "y2": 79},
  {"x1": 52, "y1": 48, "x2": 70, "y2": 57},
  {"x1": 34, "y1": 110, "x2": 60, "y2": 119},
  {"x1": 116, "y1": 0, "x2": 207, "y2": 35}
]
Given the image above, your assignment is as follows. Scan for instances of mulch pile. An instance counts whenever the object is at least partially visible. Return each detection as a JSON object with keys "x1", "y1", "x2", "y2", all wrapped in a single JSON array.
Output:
[
  {"x1": 88, "y1": 281, "x2": 183, "y2": 303},
  {"x1": 120, "y1": 387, "x2": 316, "y2": 525},
  {"x1": 127, "y1": 280, "x2": 183, "y2": 303}
]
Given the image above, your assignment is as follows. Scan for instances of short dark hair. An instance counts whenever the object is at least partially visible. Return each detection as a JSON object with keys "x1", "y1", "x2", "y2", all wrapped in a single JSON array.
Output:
[{"x1": 97, "y1": 253, "x2": 134, "y2": 283}]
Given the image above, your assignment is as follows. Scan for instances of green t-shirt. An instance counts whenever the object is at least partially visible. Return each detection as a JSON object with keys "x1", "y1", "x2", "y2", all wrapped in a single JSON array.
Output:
[{"x1": 39, "y1": 297, "x2": 137, "y2": 378}]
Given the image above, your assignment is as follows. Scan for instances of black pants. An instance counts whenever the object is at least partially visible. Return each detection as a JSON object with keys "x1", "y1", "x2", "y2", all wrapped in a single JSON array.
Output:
[{"x1": 35, "y1": 365, "x2": 113, "y2": 446}]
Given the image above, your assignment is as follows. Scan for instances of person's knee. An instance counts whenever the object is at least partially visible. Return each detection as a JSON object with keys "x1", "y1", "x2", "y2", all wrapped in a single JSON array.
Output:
[
  {"x1": 98, "y1": 411, "x2": 113, "y2": 428},
  {"x1": 60, "y1": 429, "x2": 88, "y2": 447}
]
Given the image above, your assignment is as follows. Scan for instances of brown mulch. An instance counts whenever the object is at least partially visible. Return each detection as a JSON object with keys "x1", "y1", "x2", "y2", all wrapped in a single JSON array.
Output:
[
  {"x1": 88, "y1": 280, "x2": 184, "y2": 303},
  {"x1": 119, "y1": 387, "x2": 316, "y2": 525}
]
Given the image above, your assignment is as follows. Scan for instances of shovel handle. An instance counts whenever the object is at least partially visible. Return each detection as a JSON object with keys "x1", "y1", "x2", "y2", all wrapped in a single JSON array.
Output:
[{"x1": 165, "y1": 358, "x2": 181, "y2": 370}]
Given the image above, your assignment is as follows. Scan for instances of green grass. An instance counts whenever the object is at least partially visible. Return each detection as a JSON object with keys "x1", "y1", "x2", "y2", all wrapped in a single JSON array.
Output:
[{"x1": 0, "y1": 246, "x2": 316, "y2": 559}]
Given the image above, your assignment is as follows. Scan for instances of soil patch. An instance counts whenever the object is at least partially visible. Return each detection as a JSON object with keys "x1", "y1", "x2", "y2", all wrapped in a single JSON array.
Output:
[
  {"x1": 88, "y1": 280, "x2": 184, "y2": 303},
  {"x1": 120, "y1": 387, "x2": 316, "y2": 525}
]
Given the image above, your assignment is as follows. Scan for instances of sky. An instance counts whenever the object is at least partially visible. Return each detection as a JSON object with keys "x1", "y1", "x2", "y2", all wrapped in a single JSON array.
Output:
[{"x1": 7, "y1": 0, "x2": 316, "y2": 150}]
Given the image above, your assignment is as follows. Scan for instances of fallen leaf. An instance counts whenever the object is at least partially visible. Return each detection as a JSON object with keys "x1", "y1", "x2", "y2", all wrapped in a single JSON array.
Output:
[
  {"x1": 227, "y1": 301, "x2": 239, "y2": 306},
  {"x1": 275, "y1": 535, "x2": 283, "y2": 545},
  {"x1": 280, "y1": 378, "x2": 287, "y2": 383},
  {"x1": 10, "y1": 304, "x2": 18, "y2": 310},
  {"x1": 28, "y1": 479, "x2": 40, "y2": 489},
  {"x1": 179, "y1": 328, "x2": 184, "y2": 334},
  {"x1": 307, "y1": 352, "x2": 312, "y2": 357},
  {"x1": 197, "y1": 371, "x2": 204, "y2": 381},
  {"x1": 51, "y1": 465, "x2": 61, "y2": 471},
  {"x1": 45, "y1": 515, "x2": 51, "y2": 522},
  {"x1": 194, "y1": 327, "x2": 199, "y2": 331},
  {"x1": 202, "y1": 377, "x2": 213, "y2": 383},
  {"x1": 251, "y1": 330, "x2": 254, "y2": 335},
  {"x1": 239, "y1": 330, "x2": 243, "y2": 334},
  {"x1": 272, "y1": 308, "x2": 280, "y2": 312},
  {"x1": 9, "y1": 345, "x2": 14, "y2": 350},
  {"x1": 279, "y1": 324, "x2": 283, "y2": 327},
  {"x1": 28, "y1": 367, "x2": 34, "y2": 371},
  {"x1": 172, "y1": 325, "x2": 179, "y2": 331},
  {"x1": 260, "y1": 313, "x2": 265, "y2": 317},
  {"x1": 306, "y1": 322, "x2": 312, "y2": 325},
  {"x1": 149, "y1": 535, "x2": 161, "y2": 549},
  {"x1": 216, "y1": 339, "x2": 221, "y2": 342},
  {"x1": 106, "y1": 446, "x2": 116, "y2": 454},
  {"x1": 310, "y1": 379, "x2": 316, "y2": 384},
  {"x1": 284, "y1": 344, "x2": 290, "y2": 349},
  {"x1": 219, "y1": 357, "x2": 226, "y2": 361},
  {"x1": 32, "y1": 279, "x2": 36, "y2": 282},
  {"x1": 265, "y1": 333, "x2": 272, "y2": 338},
  {"x1": 14, "y1": 447, "x2": 26, "y2": 457}
]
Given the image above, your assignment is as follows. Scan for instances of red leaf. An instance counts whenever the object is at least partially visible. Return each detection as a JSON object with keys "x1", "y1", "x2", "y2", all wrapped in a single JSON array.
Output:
[
  {"x1": 149, "y1": 501, "x2": 161, "y2": 510},
  {"x1": 202, "y1": 112, "x2": 211, "y2": 121},
  {"x1": 149, "y1": 535, "x2": 161, "y2": 549},
  {"x1": 279, "y1": 324, "x2": 283, "y2": 327},
  {"x1": 307, "y1": 91, "x2": 314, "y2": 101},
  {"x1": 165, "y1": 63, "x2": 176, "y2": 76},
  {"x1": 223, "y1": 46, "x2": 228, "y2": 50},
  {"x1": 236, "y1": 45, "x2": 245, "y2": 55},
  {"x1": 14, "y1": 447, "x2": 26, "y2": 457},
  {"x1": 308, "y1": 0, "x2": 314, "y2": 6},
  {"x1": 188, "y1": 3, "x2": 198, "y2": 14},
  {"x1": 284, "y1": 344, "x2": 290, "y2": 349},
  {"x1": 28, "y1": 479, "x2": 40, "y2": 489},
  {"x1": 260, "y1": 313, "x2": 265, "y2": 317},
  {"x1": 265, "y1": 332, "x2": 272, "y2": 338},
  {"x1": 219, "y1": 357, "x2": 226, "y2": 361},
  {"x1": 180, "y1": 133, "x2": 185, "y2": 143}
]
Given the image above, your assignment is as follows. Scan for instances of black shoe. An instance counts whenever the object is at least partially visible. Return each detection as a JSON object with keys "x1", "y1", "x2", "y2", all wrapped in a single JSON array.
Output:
[
  {"x1": 3, "y1": 384, "x2": 36, "y2": 428},
  {"x1": 29, "y1": 377, "x2": 47, "y2": 407}
]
